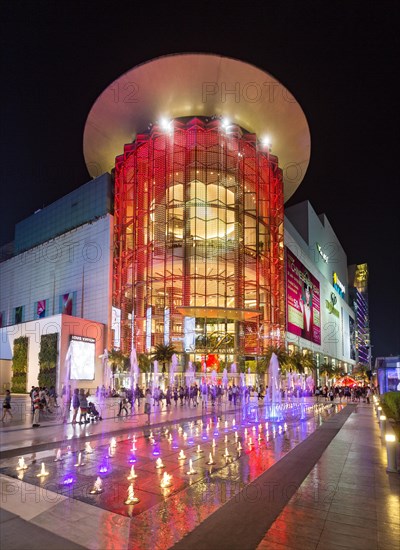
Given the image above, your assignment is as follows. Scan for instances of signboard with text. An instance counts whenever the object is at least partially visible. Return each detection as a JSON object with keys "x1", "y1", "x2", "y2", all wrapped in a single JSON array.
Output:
[{"x1": 286, "y1": 248, "x2": 321, "y2": 344}]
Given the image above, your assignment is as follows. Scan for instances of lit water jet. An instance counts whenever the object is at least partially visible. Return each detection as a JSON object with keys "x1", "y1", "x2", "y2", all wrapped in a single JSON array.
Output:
[
  {"x1": 206, "y1": 452, "x2": 215, "y2": 465},
  {"x1": 37, "y1": 462, "x2": 49, "y2": 477},
  {"x1": 160, "y1": 472, "x2": 173, "y2": 488},
  {"x1": 125, "y1": 483, "x2": 140, "y2": 504},
  {"x1": 186, "y1": 459, "x2": 196, "y2": 475},
  {"x1": 54, "y1": 449, "x2": 62, "y2": 462},
  {"x1": 16, "y1": 457, "x2": 28, "y2": 471},
  {"x1": 85, "y1": 442, "x2": 93, "y2": 454},
  {"x1": 178, "y1": 450, "x2": 186, "y2": 460},
  {"x1": 155, "y1": 458, "x2": 165, "y2": 469},
  {"x1": 196, "y1": 445, "x2": 203, "y2": 454},
  {"x1": 89, "y1": 476, "x2": 103, "y2": 494},
  {"x1": 74, "y1": 452, "x2": 85, "y2": 467},
  {"x1": 127, "y1": 465, "x2": 138, "y2": 480}
]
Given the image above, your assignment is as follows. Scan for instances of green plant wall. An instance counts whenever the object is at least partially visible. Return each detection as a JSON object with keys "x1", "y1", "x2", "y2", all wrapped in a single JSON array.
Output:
[
  {"x1": 11, "y1": 336, "x2": 29, "y2": 393},
  {"x1": 38, "y1": 333, "x2": 58, "y2": 387}
]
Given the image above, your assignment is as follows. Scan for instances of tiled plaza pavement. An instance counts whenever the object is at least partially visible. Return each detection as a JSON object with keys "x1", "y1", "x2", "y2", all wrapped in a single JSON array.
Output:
[
  {"x1": 255, "y1": 404, "x2": 400, "y2": 550},
  {"x1": 0, "y1": 399, "x2": 398, "y2": 549}
]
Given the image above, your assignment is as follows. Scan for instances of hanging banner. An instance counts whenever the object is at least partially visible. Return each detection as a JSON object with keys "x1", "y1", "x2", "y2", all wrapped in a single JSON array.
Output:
[{"x1": 286, "y1": 248, "x2": 321, "y2": 344}]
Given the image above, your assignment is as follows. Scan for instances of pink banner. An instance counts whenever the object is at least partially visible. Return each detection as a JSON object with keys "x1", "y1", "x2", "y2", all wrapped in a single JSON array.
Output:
[
  {"x1": 286, "y1": 248, "x2": 321, "y2": 344},
  {"x1": 62, "y1": 293, "x2": 73, "y2": 315},
  {"x1": 37, "y1": 300, "x2": 46, "y2": 318}
]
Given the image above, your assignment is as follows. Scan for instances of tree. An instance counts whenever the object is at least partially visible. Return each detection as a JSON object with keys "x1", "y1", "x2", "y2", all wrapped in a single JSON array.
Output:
[
  {"x1": 107, "y1": 348, "x2": 125, "y2": 389},
  {"x1": 286, "y1": 350, "x2": 306, "y2": 374},
  {"x1": 151, "y1": 343, "x2": 176, "y2": 374},
  {"x1": 319, "y1": 361, "x2": 333, "y2": 385},
  {"x1": 302, "y1": 351, "x2": 317, "y2": 373},
  {"x1": 257, "y1": 346, "x2": 290, "y2": 375},
  {"x1": 352, "y1": 363, "x2": 368, "y2": 381},
  {"x1": 138, "y1": 353, "x2": 151, "y2": 386}
]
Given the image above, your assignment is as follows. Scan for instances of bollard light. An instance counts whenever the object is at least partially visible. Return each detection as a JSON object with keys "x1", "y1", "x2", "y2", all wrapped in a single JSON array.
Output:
[
  {"x1": 377, "y1": 406, "x2": 382, "y2": 421},
  {"x1": 379, "y1": 415, "x2": 387, "y2": 438},
  {"x1": 385, "y1": 433, "x2": 398, "y2": 473}
]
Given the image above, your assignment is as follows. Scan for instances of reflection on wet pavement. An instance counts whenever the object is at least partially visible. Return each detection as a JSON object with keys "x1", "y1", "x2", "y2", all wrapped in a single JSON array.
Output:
[{"x1": 0, "y1": 403, "x2": 344, "y2": 549}]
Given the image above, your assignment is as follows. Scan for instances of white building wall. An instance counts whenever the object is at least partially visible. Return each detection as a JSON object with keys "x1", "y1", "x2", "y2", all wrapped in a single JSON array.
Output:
[
  {"x1": 0, "y1": 215, "x2": 113, "y2": 332},
  {"x1": 285, "y1": 221, "x2": 355, "y2": 366},
  {"x1": 0, "y1": 314, "x2": 105, "y2": 394}
]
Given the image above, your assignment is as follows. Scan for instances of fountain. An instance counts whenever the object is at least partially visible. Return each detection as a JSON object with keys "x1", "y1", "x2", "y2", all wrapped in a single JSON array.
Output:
[
  {"x1": 237, "y1": 442, "x2": 242, "y2": 451},
  {"x1": 63, "y1": 476, "x2": 75, "y2": 486},
  {"x1": 85, "y1": 442, "x2": 93, "y2": 454},
  {"x1": 155, "y1": 458, "x2": 165, "y2": 469},
  {"x1": 196, "y1": 445, "x2": 203, "y2": 454},
  {"x1": 183, "y1": 432, "x2": 188, "y2": 440},
  {"x1": 230, "y1": 362, "x2": 237, "y2": 375},
  {"x1": 54, "y1": 449, "x2": 62, "y2": 462},
  {"x1": 178, "y1": 450, "x2": 186, "y2": 460},
  {"x1": 110, "y1": 437, "x2": 117, "y2": 449},
  {"x1": 212, "y1": 438, "x2": 216, "y2": 448},
  {"x1": 89, "y1": 477, "x2": 103, "y2": 494},
  {"x1": 234, "y1": 431, "x2": 238, "y2": 441},
  {"x1": 107, "y1": 445, "x2": 114, "y2": 458},
  {"x1": 223, "y1": 447, "x2": 231, "y2": 458},
  {"x1": 37, "y1": 462, "x2": 49, "y2": 477},
  {"x1": 170, "y1": 353, "x2": 178, "y2": 386},
  {"x1": 74, "y1": 452, "x2": 85, "y2": 467},
  {"x1": 222, "y1": 368, "x2": 228, "y2": 388},
  {"x1": 265, "y1": 353, "x2": 282, "y2": 420},
  {"x1": 16, "y1": 457, "x2": 28, "y2": 471},
  {"x1": 186, "y1": 459, "x2": 196, "y2": 475},
  {"x1": 131, "y1": 441, "x2": 137, "y2": 452},
  {"x1": 160, "y1": 472, "x2": 173, "y2": 488},
  {"x1": 127, "y1": 465, "x2": 138, "y2": 480},
  {"x1": 125, "y1": 483, "x2": 140, "y2": 504},
  {"x1": 232, "y1": 419, "x2": 236, "y2": 428},
  {"x1": 211, "y1": 369, "x2": 217, "y2": 385},
  {"x1": 130, "y1": 346, "x2": 139, "y2": 389},
  {"x1": 152, "y1": 360, "x2": 159, "y2": 397},
  {"x1": 206, "y1": 452, "x2": 215, "y2": 465},
  {"x1": 224, "y1": 420, "x2": 228, "y2": 430}
]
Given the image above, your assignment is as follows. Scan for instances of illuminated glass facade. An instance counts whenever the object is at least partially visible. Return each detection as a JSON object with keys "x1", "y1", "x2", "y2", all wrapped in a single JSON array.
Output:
[
  {"x1": 113, "y1": 117, "x2": 285, "y2": 365},
  {"x1": 348, "y1": 263, "x2": 370, "y2": 366}
]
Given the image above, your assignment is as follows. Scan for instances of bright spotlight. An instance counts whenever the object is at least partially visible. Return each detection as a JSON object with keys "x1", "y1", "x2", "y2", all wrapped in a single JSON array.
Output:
[
  {"x1": 261, "y1": 135, "x2": 271, "y2": 148},
  {"x1": 221, "y1": 118, "x2": 230, "y2": 129},
  {"x1": 160, "y1": 117, "x2": 172, "y2": 131}
]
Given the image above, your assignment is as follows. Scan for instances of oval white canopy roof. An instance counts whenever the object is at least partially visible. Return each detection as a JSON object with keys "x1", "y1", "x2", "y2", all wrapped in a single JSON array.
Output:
[{"x1": 83, "y1": 53, "x2": 311, "y2": 201}]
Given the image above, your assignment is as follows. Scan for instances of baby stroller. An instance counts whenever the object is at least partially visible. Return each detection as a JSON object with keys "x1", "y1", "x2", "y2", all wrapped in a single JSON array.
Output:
[{"x1": 88, "y1": 402, "x2": 102, "y2": 421}]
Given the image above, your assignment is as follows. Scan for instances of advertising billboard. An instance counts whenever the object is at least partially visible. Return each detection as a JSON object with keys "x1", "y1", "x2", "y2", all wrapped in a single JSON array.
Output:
[
  {"x1": 286, "y1": 248, "x2": 321, "y2": 344},
  {"x1": 68, "y1": 335, "x2": 96, "y2": 380}
]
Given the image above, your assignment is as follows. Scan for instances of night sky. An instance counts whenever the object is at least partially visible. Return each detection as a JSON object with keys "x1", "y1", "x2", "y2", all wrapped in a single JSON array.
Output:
[{"x1": 1, "y1": 1, "x2": 398, "y2": 359}]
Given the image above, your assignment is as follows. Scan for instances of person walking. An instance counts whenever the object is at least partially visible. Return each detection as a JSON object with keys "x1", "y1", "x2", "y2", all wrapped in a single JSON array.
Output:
[
  {"x1": 32, "y1": 389, "x2": 41, "y2": 427},
  {"x1": 144, "y1": 388, "x2": 152, "y2": 424},
  {"x1": 71, "y1": 388, "x2": 80, "y2": 424},
  {"x1": 2, "y1": 390, "x2": 13, "y2": 422},
  {"x1": 63, "y1": 385, "x2": 72, "y2": 423},
  {"x1": 78, "y1": 388, "x2": 89, "y2": 423}
]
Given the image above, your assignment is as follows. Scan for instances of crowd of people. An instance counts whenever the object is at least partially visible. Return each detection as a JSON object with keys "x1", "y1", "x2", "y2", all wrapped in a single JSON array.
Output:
[{"x1": 1, "y1": 380, "x2": 376, "y2": 427}]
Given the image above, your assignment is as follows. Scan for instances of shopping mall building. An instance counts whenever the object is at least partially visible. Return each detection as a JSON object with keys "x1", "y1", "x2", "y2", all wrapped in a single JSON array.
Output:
[{"x1": 0, "y1": 54, "x2": 369, "y2": 392}]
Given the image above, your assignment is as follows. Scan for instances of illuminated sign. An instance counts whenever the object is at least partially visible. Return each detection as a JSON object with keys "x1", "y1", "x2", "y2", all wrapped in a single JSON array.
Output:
[
  {"x1": 316, "y1": 243, "x2": 329, "y2": 263},
  {"x1": 164, "y1": 308, "x2": 170, "y2": 345},
  {"x1": 333, "y1": 272, "x2": 345, "y2": 297},
  {"x1": 111, "y1": 306, "x2": 121, "y2": 349},
  {"x1": 325, "y1": 292, "x2": 339, "y2": 317},
  {"x1": 286, "y1": 248, "x2": 321, "y2": 344}
]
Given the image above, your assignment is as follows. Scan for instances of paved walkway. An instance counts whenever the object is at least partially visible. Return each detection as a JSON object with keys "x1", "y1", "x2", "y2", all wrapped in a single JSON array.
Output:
[
  {"x1": 256, "y1": 404, "x2": 400, "y2": 550},
  {"x1": 1, "y1": 400, "x2": 398, "y2": 549}
]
